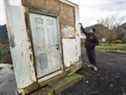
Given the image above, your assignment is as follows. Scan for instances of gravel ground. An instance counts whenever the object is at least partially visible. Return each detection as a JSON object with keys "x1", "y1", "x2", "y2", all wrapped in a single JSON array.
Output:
[
  {"x1": 62, "y1": 49, "x2": 126, "y2": 95},
  {"x1": 1, "y1": 49, "x2": 126, "y2": 95},
  {"x1": 0, "y1": 64, "x2": 18, "y2": 95}
]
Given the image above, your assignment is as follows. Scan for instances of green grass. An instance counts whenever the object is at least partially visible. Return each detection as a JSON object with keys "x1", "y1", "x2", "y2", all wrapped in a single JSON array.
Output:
[
  {"x1": 96, "y1": 43, "x2": 126, "y2": 53},
  {"x1": 0, "y1": 48, "x2": 7, "y2": 63}
]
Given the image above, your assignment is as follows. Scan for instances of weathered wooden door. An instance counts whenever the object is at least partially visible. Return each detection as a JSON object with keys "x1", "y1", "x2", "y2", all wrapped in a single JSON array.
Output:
[{"x1": 29, "y1": 13, "x2": 62, "y2": 78}]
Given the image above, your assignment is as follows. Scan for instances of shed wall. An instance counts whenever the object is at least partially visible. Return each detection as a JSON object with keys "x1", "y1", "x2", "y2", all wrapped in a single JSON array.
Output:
[{"x1": 22, "y1": 0, "x2": 76, "y2": 38}]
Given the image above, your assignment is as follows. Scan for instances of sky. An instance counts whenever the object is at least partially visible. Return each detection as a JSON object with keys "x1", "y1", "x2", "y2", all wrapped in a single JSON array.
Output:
[
  {"x1": 0, "y1": 0, "x2": 6, "y2": 25},
  {"x1": 79, "y1": 0, "x2": 126, "y2": 26},
  {"x1": 1, "y1": 0, "x2": 126, "y2": 26}
]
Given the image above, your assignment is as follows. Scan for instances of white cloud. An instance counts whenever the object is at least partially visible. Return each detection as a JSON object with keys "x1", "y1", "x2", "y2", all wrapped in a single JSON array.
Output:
[
  {"x1": 0, "y1": 0, "x2": 79, "y2": 25},
  {"x1": 80, "y1": 0, "x2": 126, "y2": 26},
  {"x1": 1, "y1": 0, "x2": 126, "y2": 26},
  {"x1": 0, "y1": 0, "x2": 6, "y2": 25},
  {"x1": 69, "y1": 0, "x2": 80, "y2": 4}
]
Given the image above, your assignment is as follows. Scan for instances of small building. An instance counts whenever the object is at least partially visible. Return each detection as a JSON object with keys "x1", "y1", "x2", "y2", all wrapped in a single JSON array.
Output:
[{"x1": 5, "y1": 0, "x2": 81, "y2": 94}]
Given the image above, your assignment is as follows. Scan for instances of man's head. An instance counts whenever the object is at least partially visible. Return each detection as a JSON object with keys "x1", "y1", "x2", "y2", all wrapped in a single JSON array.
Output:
[
  {"x1": 79, "y1": 23, "x2": 83, "y2": 26},
  {"x1": 88, "y1": 28, "x2": 96, "y2": 34},
  {"x1": 92, "y1": 28, "x2": 96, "y2": 32}
]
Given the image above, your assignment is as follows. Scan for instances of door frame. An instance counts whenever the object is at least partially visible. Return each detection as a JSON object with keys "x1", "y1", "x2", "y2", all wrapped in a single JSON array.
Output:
[{"x1": 25, "y1": 9, "x2": 65, "y2": 81}]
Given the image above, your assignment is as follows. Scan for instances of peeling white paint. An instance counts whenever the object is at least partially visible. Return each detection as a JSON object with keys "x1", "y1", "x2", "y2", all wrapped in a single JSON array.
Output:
[
  {"x1": 62, "y1": 38, "x2": 81, "y2": 67},
  {"x1": 4, "y1": 0, "x2": 81, "y2": 93},
  {"x1": 29, "y1": 13, "x2": 62, "y2": 78},
  {"x1": 5, "y1": 0, "x2": 36, "y2": 89}
]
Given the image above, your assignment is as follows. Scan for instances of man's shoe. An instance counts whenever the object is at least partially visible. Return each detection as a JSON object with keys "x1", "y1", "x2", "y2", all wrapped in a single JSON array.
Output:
[
  {"x1": 93, "y1": 66, "x2": 98, "y2": 71},
  {"x1": 84, "y1": 63, "x2": 98, "y2": 71},
  {"x1": 89, "y1": 64, "x2": 98, "y2": 71}
]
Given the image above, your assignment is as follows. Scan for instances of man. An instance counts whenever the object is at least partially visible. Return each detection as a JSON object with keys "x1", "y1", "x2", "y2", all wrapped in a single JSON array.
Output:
[{"x1": 80, "y1": 23, "x2": 99, "y2": 71}]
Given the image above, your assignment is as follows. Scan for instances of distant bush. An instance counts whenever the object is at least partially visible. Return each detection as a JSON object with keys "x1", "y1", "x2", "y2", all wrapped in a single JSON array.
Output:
[
  {"x1": 97, "y1": 43, "x2": 126, "y2": 53},
  {"x1": 121, "y1": 39, "x2": 126, "y2": 43},
  {"x1": 0, "y1": 47, "x2": 12, "y2": 64},
  {"x1": 0, "y1": 48, "x2": 6, "y2": 63},
  {"x1": 111, "y1": 40, "x2": 123, "y2": 43}
]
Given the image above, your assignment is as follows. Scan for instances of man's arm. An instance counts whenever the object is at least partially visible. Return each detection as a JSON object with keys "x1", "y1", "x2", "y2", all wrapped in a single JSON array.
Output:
[
  {"x1": 79, "y1": 23, "x2": 87, "y2": 36},
  {"x1": 94, "y1": 35, "x2": 99, "y2": 45}
]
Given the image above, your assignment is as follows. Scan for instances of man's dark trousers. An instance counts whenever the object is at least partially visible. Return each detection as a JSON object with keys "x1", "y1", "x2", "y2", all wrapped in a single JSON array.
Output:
[{"x1": 86, "y1": 48, "x2": 96, "y2": 66}]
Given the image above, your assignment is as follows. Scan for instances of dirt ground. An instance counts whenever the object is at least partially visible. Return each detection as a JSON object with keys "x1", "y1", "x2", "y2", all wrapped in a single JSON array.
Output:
[{"x1": 62, "y1": 50, "x2": 126, "y2": 95}]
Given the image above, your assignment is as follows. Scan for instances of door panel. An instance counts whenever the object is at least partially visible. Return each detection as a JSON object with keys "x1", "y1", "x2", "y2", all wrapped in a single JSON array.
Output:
[
  {"x1": 62, "y1": 38, "x2": 81, "y2": 67},
  {"x1": 29, "y1": 13, "x2": 61, "y2": 78},
  {"x1": 5, "y1": 4, "x2": 37, "y2": 89}
]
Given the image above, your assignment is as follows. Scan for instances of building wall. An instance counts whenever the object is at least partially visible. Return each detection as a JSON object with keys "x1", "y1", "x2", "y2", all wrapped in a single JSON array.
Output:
[
  {"x1": 22, "y1": 0, "x2": 81, "y2": 74},
  {"x1": 22, "y1": 0, "x2": 76, "y2": 38},
  {"x1": 5, "y1": 0, "x2": 80, "y2": 92}
]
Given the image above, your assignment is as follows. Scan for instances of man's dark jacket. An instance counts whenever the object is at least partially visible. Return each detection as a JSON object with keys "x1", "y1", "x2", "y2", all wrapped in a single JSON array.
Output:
[{"x1": 80, "y1": 26, "x2": 99, "y2": 49}]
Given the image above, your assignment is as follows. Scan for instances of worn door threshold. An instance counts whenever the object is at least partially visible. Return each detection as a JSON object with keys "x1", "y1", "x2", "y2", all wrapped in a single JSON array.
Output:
[{"x1": 30, "y1": 73, "x2": 83, "y2": 95}]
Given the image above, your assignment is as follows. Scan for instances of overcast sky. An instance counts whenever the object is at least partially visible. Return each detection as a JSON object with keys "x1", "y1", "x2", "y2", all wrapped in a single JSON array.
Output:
[
  {"x1": 0, "y1": 0, "x2": 6, "y2": 25},
  {"x1": 79, "y1": 0, "x2": 126, "y2": 26},
  {"x1": 0, "y1": 0, "x2": 126, "y2": 26}
]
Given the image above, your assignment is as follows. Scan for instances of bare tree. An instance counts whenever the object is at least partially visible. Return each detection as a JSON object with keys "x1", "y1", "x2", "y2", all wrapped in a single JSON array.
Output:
[
  {"x1": 97, "y1": 16, "x2": 124, "y2": 30},
  {"x1": 96, "y1": 16, "x2": 123, "y2": 42}
]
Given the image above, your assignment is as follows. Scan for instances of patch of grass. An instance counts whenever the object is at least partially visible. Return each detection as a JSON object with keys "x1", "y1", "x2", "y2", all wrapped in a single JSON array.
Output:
[
  {"x1": 0, "y1": 48, "x2": 7, "y2": 63},
  {"x1": 96, "y1": 43, "x2": 126, "y2": 53}
]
